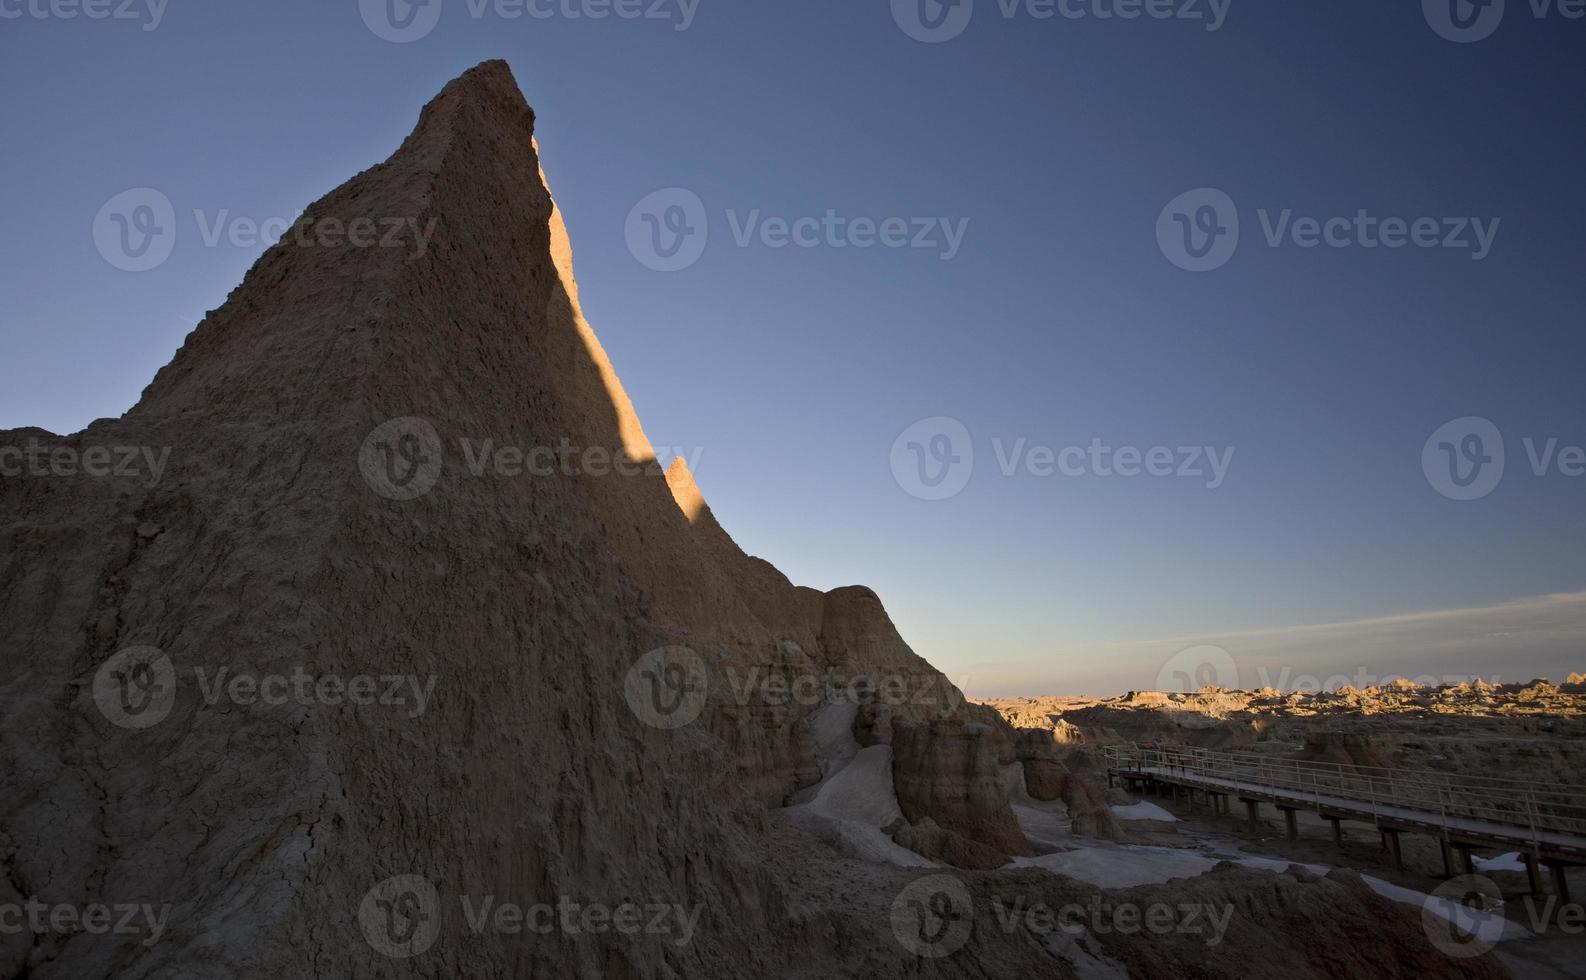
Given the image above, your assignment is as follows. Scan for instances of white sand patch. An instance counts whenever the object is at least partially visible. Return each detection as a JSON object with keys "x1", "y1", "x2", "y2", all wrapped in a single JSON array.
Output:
[
  {"x1": 1003, "y1": 761, "x2": 1075, "y2": 847},
  {"x1": 1014, "y1": 802, "x2": 1074, "y2": 850},
  {"x1": 1041, "y1": 927, "x2": 1132, "y2": 980},
  {"x1": 1111, "y1": 801, "x2": 1180, "y2": 823},
  {"x1": 1045, "y1": 835, "x2": 1531, "y2": 948},
  {"x1": 777, "y1": 703, "x2": 935, "y2": 868},
  {"x1": 1229, "y1": 855, "x2": 1328, "y2": 875},
  {"x1": 1002, "y1": 762, "x2": 1030, "y2": 801},
  {"x1": 1361, "y1": 876, "x2": 1528, "y2": 943},
  {"x1": 1014, "y1": 843, "x2": 1218, "y2": 888},
  {"x1": 1017, "y1": 838, "x2": 1526, "y2": 947},
  {"x1": 1475, "y1": 852, "x2": 1526, "y2": 873}
]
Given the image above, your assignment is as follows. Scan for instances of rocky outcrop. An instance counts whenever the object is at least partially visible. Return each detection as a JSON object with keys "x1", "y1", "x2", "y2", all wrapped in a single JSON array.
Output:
[
  {"x1": 1299, "y1": 731, "x2": 1395, "y2": 769},
  {"x1": 885, "y1": 818, "x2": 1008, "y2": 870},
  {"x1": 891, "y1": 720, "x2": 1032, "y2": 859},
  {"x1": 0, "y1": 60, "x2": 1517, "y2": 980}
]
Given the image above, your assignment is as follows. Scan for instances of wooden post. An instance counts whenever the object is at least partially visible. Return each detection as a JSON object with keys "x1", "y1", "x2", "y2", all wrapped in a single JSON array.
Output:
[
  {"x1": 1550, "y1": 863, "x2": 1572, "y2": 906},
  {"x1": 1382, "y1": 829, "x2": 1403, "y2": 870},
  {"x1": 1328, "y1": 817, "x2": 1344, "y2": 849},
  {"x1": 1281, "y1": 807, "x2": 1299, "y2": 841},
  {"x1": 1244, "y1": 799, "x2": 1260, "y2": 833},
  {"x1": 1440, "y1": 839, "x2": 1456, "y2": 878},
  {"x1": 1453, "y1": 844, "x2": 1475, "y2": 876},
  {"x1": 1524, "y1": 853, "x2": 1545, "y2": 897}
]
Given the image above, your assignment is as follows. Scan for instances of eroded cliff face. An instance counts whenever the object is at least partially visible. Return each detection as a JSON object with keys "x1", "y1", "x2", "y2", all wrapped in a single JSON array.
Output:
[
  {"x1": 0, "y1": 59, "x2": 793, "y2": 980},
  {"x1": 0, "y1": 61, "x2": 1514, "y2": 980},
  {"x1": 0, "y1": 59, "x2": 1023, "y2": 978}
]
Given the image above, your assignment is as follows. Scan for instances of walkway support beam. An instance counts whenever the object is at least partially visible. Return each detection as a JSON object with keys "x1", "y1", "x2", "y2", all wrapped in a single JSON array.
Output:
[
  {"x1": 1550, "y1": 862, "x2": 1572, "y2": 906},
  {"x1": 1382, "y1": 829, "x2": 1404, "y2": 870},
  {"x1": 1280, "y1": 807, "x2": 1299, "y2": 841},
  {"x1": 1100, "y1": 744, "x2": 1586, "y2": 865},
  {"x1": 1525, "y1": 853, "x2": 1545, "y2": 897}
]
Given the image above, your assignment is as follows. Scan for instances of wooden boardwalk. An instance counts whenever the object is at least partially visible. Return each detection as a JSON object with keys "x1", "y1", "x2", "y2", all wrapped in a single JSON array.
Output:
[{"x1": 1104, "y1": 744, "x2": 1586, "y2": 898}]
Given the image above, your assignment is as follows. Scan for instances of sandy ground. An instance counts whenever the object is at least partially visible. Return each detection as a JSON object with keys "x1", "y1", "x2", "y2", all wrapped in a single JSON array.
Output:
[{"x1": 1105, "y1": 787, "x2": 1586, "y2": 979}]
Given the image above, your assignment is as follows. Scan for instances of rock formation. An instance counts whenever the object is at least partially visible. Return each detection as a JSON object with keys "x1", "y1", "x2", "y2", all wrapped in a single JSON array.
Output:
[{"x1": 0, "y1": 61, "x2": 1514, "y2": 979}]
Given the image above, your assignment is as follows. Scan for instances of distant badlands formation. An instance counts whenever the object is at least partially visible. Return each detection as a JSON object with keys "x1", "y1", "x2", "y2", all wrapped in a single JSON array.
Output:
[
  {"x1": 0, "y1": 61, "x2": 1516, "y2": 978},
  {"x1": 984, "y1": 678, "x2": 1586, "y2": 788}
]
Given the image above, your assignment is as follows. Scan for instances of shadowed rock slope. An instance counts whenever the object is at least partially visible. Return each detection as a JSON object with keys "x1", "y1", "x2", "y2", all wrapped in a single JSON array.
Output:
[{"x1": 0, "y1": 62, "x2": 1510, "y2": 980}]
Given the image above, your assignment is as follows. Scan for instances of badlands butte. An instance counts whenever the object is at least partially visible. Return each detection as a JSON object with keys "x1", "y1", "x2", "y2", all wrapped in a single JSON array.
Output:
[{"x1": 0, "y1": 60, "x2": 1566, "y2": 979}]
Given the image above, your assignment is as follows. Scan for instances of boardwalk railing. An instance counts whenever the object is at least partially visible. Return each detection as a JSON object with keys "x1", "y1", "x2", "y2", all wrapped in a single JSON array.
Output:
[{"x1": 1103, "y1": 744, "x2": 1586, "y2": 846}]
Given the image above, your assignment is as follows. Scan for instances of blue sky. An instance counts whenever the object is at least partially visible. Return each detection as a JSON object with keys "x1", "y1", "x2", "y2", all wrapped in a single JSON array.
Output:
[{"x1": 3, "y1": 1, "x2": 1583, "y2": 695}]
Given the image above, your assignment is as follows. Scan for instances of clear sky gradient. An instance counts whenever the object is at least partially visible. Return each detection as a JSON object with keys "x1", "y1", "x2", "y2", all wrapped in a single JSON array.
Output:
[{"x1": 3, "y1": 1, "x2": 1583, "y2": 695}]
